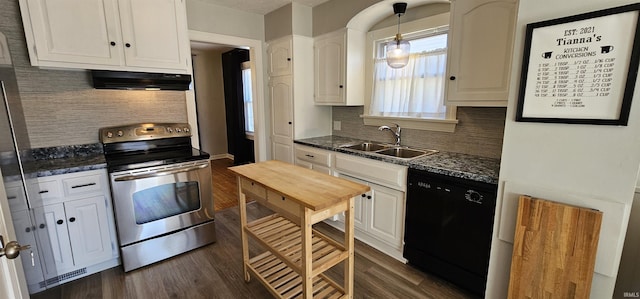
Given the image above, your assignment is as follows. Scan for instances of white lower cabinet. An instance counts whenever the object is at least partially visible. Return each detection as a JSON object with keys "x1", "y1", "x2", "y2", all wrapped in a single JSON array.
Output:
[
  {"x1": 294, "y1": 144, "x2": 333, "y2": 175},
  {"x1": 36, "y1": 195, "x2": 113, "y2": 273},
  {"x1": 365, "y1": 182, "x2": 404, "y2": 247},
  {"x1": 34, "y1": 203, "x2": 75, "y2": 277},
  {"x1": 11, "y1": 209, "x2": 45, "y2": 285},
  {"x1": 26, "y1": 169, "x2": 118, "y2": 291},
  {"x1": 293, "y1": 145, "x2": 408, "y2": 261},
  {"x1": 336, "y1": 174, "x2": 405, "y2": 259}
]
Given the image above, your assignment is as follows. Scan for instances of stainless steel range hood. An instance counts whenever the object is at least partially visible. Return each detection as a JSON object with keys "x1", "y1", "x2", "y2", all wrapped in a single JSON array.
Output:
[{"x1": 91, "y1": 70, "x2": 191, "y2": 91}]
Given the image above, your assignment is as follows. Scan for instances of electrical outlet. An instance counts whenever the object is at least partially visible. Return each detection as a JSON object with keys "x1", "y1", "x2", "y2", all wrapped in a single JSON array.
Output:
[{"x1": 333, "y1": 121, "x2": 341, "y2": 131}]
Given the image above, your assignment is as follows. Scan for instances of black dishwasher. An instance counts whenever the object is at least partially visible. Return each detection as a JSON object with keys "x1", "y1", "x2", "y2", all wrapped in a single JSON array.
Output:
[{"x1": 404, "y1": 168, "x2": 497, "y2": 296}]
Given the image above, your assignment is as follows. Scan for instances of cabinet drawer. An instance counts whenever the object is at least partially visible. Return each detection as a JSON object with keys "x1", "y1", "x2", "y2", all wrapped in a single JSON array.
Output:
[
  {"x1": 5, "y1": 183, "x2": 28, "y2": 211},
  {"x1": 266, "y1": 190, "x2": 300, "y2": 218},
  {"x1": 240, "y1": 178, "x2": 266, "y2": 199},
  {"x1": 29, "y1": 179, "x2": 62, "y2": 206},
  {"x1": 295, "y1": 146, "x2": 332, "y2": 167},
  {"x1": 335, "y1": 153, "x2": 407, "y2": 191},
  {"x1": 63, "y1": 174, "x2": 104, "y2": 197}
]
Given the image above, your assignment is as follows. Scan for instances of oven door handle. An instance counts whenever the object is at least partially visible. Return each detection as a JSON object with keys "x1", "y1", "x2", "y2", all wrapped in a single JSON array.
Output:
[{"x1": 113, "y1": 163, "x2": 209, "y2": 181}]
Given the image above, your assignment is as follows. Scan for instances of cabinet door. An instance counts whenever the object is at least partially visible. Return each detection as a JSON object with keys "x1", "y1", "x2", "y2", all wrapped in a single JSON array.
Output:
[
  {"x1": 117, "y1": 0, "x2": 189, "y2": 71},
  {"x1": 367, "y1": 182, "x2": 405, "y2": 249},
  {"x1": 314, "y1": 32, "x2": 345, "y2": 104},
  {"x1": 33, "y1": 204, "x2": 74, "y2": 277},
  {"x1": 64, "y1": 196, "x2": 113, "y2": 267},
  {"x1": 270, "y1": 76, "x2": 294, "y2": 163},
  {"x1": 445, "y1": 0, "x2": 517, "y2": 106},
  {"x1": 5, "y1": 182, "x2": 28, "y2": 212},
  {"x1": 24, "y1": 0, "x2": 122, "y2": 65},
  {"x1": 311, "y1": 164, "x2": 332, "y2": 175},
  {"x1": 336, "y1": 174, "x2": 367, "y2": 231},
  {"x1": 11, "y1": 210, "x2": 44, "y2": 286},
  {"x1": 268, "y1": 38, "x2": 292, "y2": 77},
  {"x1": 295, "y1": 159, "x2": 313, "y2": 170}
]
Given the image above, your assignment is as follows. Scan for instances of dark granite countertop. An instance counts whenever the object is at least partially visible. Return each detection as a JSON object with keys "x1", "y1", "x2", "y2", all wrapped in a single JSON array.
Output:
[
  {"x1": 294, "y1": 135, "x2": 500, "y2": 184},
  {"x1": 24, "y1": 154, "x2": 106, "y2": 177},
  {"x1": 0, "y1": 143, "x2": 107, "y2": 178}
]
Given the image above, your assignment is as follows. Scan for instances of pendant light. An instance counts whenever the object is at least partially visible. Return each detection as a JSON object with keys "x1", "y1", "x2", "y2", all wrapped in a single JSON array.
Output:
[{"x1": 386, "y1": 2, "x2": 410, "y2": 69}]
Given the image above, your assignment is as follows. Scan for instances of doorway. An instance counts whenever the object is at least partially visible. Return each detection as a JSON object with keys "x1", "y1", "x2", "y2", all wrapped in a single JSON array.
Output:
[
  {"x1": 186, "y1": 31, "x2": 267, "y2": 163},
  {"x1": 191, "y1": 44, "x2": 256, "y2": 164}
]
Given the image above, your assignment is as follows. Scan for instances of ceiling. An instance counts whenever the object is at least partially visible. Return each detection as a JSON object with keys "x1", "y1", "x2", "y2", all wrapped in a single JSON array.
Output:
[{"x1": 197, "y1": 0, "x2": 331, "y2": 15}]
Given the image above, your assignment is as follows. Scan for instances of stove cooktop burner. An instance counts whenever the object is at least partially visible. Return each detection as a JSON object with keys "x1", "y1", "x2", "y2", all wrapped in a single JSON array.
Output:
[
  {"x1": 99, "y1": 123, "x2": 210, "y2": 173},
  {"x1": 104, "y1": 146, "x2": 210, "y2": 173}
]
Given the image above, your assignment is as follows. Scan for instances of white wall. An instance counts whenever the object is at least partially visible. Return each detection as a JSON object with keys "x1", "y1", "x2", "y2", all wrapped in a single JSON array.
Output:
[
  {"x1": 185, "y1": 0, "x2": 265, "y2": 41},
  {"x1": 487, "y1": 0, "x2": 640, "y2": 298},
  {"x1": 185, "y1": 1, "x2": 269, "y2": 161},
  {"x1": 191, "y1": 49, "x2": 228, "y2": 157},
  {"x1": 615, "y1": 191, "x2": 640, "y2": 297}
]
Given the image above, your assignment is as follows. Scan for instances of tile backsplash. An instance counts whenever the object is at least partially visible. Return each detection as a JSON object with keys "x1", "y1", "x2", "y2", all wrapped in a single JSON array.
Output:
[{"x1": 332, "y1": 106, "x2": 506, "y2": 159}]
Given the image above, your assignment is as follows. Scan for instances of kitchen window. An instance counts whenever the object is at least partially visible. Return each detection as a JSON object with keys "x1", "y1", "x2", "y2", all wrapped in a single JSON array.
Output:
[
  {"x1": 241, "y1": 61, "x2": 254, "y2": 136},
  {"x1": 363, "y1": 13, "x2": 458, "y2": 132}
]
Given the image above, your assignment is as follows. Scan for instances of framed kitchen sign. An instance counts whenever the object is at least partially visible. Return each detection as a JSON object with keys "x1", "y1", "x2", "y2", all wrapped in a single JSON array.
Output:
[{"x1": 516, "y1": 3, "x2": 640, "y2": 125}]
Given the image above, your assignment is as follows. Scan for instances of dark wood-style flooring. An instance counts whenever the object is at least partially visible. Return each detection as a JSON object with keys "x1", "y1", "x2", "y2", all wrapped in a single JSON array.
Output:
[
  {"x1": 211, "y1": 158, "x2": 239, "y2": 211},
  {"x1": 31, "y1": 159, "x2": 477, "y2": 299}
]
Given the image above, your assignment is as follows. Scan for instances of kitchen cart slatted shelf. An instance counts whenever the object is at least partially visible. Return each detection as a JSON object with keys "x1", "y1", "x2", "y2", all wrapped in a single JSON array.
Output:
[
  {"x1": 229, "y1": 160, "x2": 369, "y2": 299},
  {"x1": 246, "y1": 214, "x2": 348, "y2": 278},
  {"x1": 247, "y1": 251, "x2": 345, "y2": 299}
]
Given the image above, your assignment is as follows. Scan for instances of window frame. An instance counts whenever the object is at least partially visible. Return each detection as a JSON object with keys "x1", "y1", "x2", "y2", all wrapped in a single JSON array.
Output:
[
  {"x1": 362, "y1": 12, "x2": 458, "y2": 132},
  {"x1": 241, "y1": 61, "x2": 255, "y2": 138}
]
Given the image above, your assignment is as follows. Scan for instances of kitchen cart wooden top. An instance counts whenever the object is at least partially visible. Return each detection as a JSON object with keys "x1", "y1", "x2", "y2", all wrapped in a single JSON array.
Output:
[{"x1": 229, "y1": 160, "x2": 370, "y2": 211}]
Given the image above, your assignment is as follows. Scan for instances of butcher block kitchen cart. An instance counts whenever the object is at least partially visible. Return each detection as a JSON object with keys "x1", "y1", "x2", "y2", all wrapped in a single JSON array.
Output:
[{"x1": 229, "y1": 160, "x2": 370, "y2": 298}]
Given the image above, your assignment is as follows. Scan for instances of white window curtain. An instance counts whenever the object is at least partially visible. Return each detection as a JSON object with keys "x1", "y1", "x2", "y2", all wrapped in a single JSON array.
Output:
[{"x1": 370, "y1": 49, "x2": 447, "y2": 118}]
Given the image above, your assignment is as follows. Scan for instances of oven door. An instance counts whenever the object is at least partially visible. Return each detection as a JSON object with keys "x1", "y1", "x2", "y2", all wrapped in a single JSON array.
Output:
[{"x1": 109, "y1": 160, "x2": 213, "y2": 246}]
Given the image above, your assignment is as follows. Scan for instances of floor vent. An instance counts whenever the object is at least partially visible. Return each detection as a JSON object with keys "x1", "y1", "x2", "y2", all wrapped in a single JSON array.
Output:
[{"x1": 38, "y1": 268, "x2": 87, "y2": 288}]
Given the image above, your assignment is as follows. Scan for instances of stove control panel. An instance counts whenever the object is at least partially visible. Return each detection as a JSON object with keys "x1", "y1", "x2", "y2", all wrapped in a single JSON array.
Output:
[{"x1": 99, "y1": 123, "x2": 192, "y2": 143}]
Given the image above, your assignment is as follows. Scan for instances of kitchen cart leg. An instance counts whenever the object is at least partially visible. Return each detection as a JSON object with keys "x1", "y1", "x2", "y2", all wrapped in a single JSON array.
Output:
[
  {"x1": 344, "y1": 197, "x2": 355, "y2": 298},
  {"x1": 237, "y1": 178, "x2": 250, "y2": 282},
  {"x1": 301, "y1": 206, "x2": 313, "y2": 298}
]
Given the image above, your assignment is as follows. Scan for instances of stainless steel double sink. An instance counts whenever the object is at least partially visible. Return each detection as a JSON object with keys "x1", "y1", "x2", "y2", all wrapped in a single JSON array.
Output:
[{"x1": 340, "y1": 142, "x2": 438, "y2": 159}]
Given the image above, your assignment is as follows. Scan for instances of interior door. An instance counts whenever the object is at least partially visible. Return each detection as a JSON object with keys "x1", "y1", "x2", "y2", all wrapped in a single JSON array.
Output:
[
  {"x1": 0, "y1": 171, "x2": 29, "y2": 299},
  {"x1": 0, "y1": 32, "x2": 45, "y2": 294}
]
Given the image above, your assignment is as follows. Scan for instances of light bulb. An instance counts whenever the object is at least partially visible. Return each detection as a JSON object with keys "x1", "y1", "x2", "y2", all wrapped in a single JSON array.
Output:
[{"x1": 386, "y1": 38, "x2": 410, "y2": 68}]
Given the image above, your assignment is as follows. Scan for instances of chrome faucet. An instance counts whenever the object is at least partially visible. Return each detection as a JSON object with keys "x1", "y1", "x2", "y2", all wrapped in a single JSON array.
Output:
[{"x1": 378, "y1": 123, "x2": 401, "y2": 147}]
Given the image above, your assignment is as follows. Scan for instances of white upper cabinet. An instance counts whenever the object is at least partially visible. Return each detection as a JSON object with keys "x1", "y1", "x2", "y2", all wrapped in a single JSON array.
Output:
[
  {"x1": 20, "y1": 0, "x2": 122, "y2": 66},
  {"x1": 314, "y1": 28, "x2": 365, "y2": 106},
  {"x1": 117, "y1": 0, "x2": 189, "y2": 71},
  {"x1": 267, "y1": 37, "x2": 292, "y2": 77},
  {"x1": 19, "y1": 0, "x2": 190, "y2": 73},
  {"x1": 445, "y1": 0, "x2": 517, "y2": 107}
]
